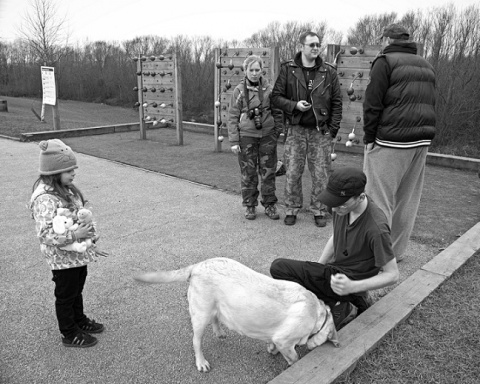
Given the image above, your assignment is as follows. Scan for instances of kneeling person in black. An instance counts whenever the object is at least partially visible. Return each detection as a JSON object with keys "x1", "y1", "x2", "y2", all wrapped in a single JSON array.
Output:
[{"x1": 270, "y1": 167, "x2": 399, "y2": 330}]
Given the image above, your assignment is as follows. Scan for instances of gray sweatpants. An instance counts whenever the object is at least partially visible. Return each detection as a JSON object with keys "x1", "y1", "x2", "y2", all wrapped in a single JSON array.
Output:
[{"x1": 363, "y1": 145, "x2": 428, "y2": 259}]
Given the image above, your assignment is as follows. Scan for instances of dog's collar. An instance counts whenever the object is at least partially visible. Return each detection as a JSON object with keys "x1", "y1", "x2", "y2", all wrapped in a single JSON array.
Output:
[
  {"x1": 308, "y1": 312, "x2": 329, "y2": 341},
  {"x1": 318, "y1": 312, "x2": 328, "y2": 332}
]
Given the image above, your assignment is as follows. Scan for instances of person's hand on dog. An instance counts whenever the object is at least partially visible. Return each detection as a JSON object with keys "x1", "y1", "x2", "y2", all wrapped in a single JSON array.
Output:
[{"x1": 330, "y1": 273, "x2": 354, "y2": 295}]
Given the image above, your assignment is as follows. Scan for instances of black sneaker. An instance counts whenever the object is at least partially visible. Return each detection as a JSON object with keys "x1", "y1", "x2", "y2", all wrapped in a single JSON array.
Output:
[
  {"x1": 284, "y1": 215, "x2": 296, "y2": 226},
  {"x1": 62, "y1": 331, "x2": 98, "y2": 348},
  {"x1": 350, "y1": 292, "x2": 374, "y2": 315},
  {"x1": 332, "y1": 301, "x2": 357, "y2": 330},
  {"x1": 314, "y1": 215, "x2": 327, "y2": 227},
  {"x1": 78, "y1": 318, "x2": 104, "y2": 334}
]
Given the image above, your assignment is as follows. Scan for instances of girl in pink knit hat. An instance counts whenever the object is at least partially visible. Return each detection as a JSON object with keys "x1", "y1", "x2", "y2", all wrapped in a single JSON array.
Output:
[{"x1": 29, "y1": 139, "x2": 108, "y2": 348}]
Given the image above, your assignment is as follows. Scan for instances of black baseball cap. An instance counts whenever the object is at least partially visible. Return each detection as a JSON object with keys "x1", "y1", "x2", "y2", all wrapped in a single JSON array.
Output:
[{"x1": 319, "y1": 167, "x2": 367, "y2": 207}]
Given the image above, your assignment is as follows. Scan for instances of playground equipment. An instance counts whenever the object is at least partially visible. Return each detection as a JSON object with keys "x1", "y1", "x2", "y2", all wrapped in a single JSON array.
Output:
[
  {"x1": 326, "y1": 44, "x2": 380, "y2": 155},
  {"x1": 133, "y1": 54, "x2": 183, "y2": 144}
]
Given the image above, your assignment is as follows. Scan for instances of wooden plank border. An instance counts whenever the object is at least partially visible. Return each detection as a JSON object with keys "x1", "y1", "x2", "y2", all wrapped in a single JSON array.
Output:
[
  {"x1": 19, "y1": 123, "x2": 144, "y2": 141},
  {"x1": 18, "y1": 123, "x2": 480, "y2": 173},
  {"x1": 268, "y1": 221, "x2": 480, "y2": 384}
]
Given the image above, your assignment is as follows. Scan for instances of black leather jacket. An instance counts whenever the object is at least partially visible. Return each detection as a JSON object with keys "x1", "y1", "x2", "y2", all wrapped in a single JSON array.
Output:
[{"x1": 271, "y1": 53, "x2": 342, "y2": 137}]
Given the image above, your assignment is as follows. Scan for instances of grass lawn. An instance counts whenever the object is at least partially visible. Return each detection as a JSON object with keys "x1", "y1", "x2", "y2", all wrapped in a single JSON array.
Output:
[{"x1": 1, "y1": 95, "x2": 480, "y2": 383}]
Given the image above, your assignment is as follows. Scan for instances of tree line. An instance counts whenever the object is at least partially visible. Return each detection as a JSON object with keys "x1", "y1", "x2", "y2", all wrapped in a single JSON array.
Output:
[{"x1": 0, "y1": 3, "x2": 479, "y2": 157}]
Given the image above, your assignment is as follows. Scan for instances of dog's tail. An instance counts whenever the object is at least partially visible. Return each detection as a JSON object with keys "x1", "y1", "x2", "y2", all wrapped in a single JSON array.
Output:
[{"x1": 134, "y1": 264, "x2": 195, "y2": 284}]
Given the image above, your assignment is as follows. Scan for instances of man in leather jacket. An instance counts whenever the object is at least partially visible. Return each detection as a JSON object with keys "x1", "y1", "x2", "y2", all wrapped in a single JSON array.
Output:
[{"x1": 272, "y1": 31, "x2": 342, "y2": 227}]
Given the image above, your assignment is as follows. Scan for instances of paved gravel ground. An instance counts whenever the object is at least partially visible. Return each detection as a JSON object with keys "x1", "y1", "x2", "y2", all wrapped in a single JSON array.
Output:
[{"x1": 0, "y1": 138, "x2": 438, "y2": 384}]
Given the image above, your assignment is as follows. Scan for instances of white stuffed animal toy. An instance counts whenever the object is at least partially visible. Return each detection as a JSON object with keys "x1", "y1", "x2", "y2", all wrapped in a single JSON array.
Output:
[
  {"x1": 52, "y1": 210, "x2": 89, "y2": 253},
  {"x1": 56, "y1": 207, "x2": 75, "y2": 220}
]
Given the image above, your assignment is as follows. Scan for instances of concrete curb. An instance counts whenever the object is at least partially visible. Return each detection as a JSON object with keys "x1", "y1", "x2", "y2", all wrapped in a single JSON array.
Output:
[
  {"x1": 19, "y1": 122, "x2": 144, "y2": 141},
  {"x1": 268, "y1": 222, "x2": 480, "y2": 384},
  {"x1": 0, "y1": 133, "x2": 19, "y2": 141},
  {"x1": 19, "y1": 123, "x2": 480, "y2": 172}
]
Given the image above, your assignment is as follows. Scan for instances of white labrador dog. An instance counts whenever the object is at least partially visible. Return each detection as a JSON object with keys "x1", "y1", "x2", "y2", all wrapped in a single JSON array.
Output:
[{"x1": 134, "y1": 257, "x2": 339, "y2": 372}]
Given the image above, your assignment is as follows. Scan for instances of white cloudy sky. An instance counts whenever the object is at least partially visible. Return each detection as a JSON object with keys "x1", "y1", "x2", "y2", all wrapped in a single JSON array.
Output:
[{"x1": 0, "y1": 0, "x2": 477, "y2": 44}]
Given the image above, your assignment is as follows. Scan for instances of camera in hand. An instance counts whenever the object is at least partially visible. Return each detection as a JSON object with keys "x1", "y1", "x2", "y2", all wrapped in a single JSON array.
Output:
[{"x1": 248, "y1": 108, "x2": 262, "y2": 130}]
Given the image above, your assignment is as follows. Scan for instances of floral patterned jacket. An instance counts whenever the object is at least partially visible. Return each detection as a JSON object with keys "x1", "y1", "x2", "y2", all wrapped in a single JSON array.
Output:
[{"x1": 29, "y1": 182, "x2": 98, "y2": 270}]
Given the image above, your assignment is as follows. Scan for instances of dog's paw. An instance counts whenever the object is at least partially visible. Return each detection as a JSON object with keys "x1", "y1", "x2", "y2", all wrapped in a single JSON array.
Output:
[
  {"x1": 196, "y1": 358, "x2": 211, "y2": 373},
  {"x1": 267, "y1": 343, "x2": 279, "y2": 355}
]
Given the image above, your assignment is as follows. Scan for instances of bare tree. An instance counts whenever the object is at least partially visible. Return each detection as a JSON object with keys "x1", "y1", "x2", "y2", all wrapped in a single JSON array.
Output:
[
  {"x1": 324, "y1": 29, "x2": 344, "y2": 46},
  {"x1": 346, "y1": 13, "x2": 397, "y2": 46},
  {"x1": 122, "y1": 35, "x2": 170, "y2": 59},
  {"x1": 18, "y1": 0, "x2": 69, "y2": 124},
  {"x1": 413, "y1": 10, "x2": 433, "y2": 58},
  {"x1": 18, "y1": 0, "x2": 69, "y2": 66},
  {"x1": 244, "y1": 20, "x2": 328, "y2": 61},
  {"x1": 428, "y1": 4, "x2": 455, "y2": 66}
]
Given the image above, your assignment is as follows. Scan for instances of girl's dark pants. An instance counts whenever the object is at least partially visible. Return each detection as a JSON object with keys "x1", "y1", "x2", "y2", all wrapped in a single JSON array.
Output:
[
  {"x1": 238, "y1": 134, "x2": 278, "y2": 207},
  {"x1": 270, "y1": 258, "x2": 361, "y2": 308},
  {"x1": 51, "y1": 266, "x2": 88, "y2": 338}
]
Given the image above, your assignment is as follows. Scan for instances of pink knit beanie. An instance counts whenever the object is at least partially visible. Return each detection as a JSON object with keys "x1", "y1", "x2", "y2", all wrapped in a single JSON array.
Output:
[{"x1": 38, "y1": 139, "x2": 78, "y2": 175}]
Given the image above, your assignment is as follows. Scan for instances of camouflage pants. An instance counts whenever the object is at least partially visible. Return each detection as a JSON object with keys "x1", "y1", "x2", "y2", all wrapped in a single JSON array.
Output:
[
  {"x1": 284, "y1": 125, "x2": 331, "y2": 216},
  {"x1": 238, "y1": 135, "x2": 278, "y2": 207}
]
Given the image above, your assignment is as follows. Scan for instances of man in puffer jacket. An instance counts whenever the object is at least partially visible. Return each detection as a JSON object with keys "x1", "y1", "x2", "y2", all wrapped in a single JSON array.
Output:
[
  {"x1": 363, "y1": 23, "x2": 436, "y2": 262},
  {"x1": 272, "y1": 31, "x2": 342, "y2": 227}
]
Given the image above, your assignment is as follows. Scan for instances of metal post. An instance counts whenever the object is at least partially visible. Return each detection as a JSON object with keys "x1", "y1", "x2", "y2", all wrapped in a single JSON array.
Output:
[
  {"x1": 137, "y1": 56, "x2": 146, "y2": 140},
  {"x1": 174, "y1": 53, "x2": 184, "y2": 145},
  {"x1": 213, "y1": 48, "x2": 222, "y2": 152}
]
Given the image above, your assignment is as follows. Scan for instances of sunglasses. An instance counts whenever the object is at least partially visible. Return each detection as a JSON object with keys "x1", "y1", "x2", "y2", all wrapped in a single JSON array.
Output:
[{"x1": 304, "y1": 43, "x2": 320, "y2": 48}]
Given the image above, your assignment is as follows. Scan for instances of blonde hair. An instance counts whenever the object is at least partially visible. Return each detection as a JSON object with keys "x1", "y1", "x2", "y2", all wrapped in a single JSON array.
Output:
[{"x1": 243, "y1": 55, "x2": 263, "y2": 71}]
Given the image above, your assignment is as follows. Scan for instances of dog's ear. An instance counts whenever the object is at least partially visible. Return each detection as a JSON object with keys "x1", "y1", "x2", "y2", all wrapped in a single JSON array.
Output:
[
  {"x1": 306, "y1": 305, "x2": 340, "y2": 350},
  {"x1": 306, "y1": 328, "x2": 327, "y2": 350},
  {"x1": 306, "y1": 308, "x2": 329, "y2": 350},
  {"x1": 326, "y1": 309, "x2": 339, "y2": 347},
  {"x1": 328, "y1": 328, "x2": 340, "y2": 347}
]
